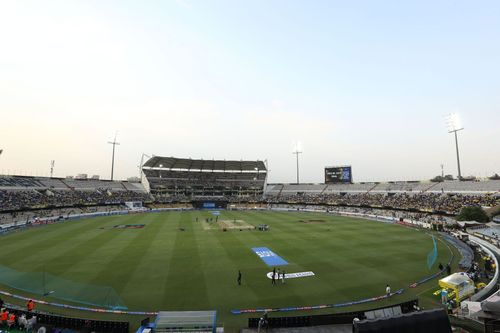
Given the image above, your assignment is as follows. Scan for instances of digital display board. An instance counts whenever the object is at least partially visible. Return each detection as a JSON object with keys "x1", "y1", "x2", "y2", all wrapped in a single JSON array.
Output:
[
  {"x1": 192, "y1": 201, "x2": 228, "y2": 209},
  {"x1": 325, "y1": 166, "x2": 352, "y2": 184}
]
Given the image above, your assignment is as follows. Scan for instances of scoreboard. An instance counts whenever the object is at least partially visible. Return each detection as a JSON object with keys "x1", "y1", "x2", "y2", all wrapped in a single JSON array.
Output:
[{"x1": 325, "y1": 166, "x2": 352, "y2": 184}]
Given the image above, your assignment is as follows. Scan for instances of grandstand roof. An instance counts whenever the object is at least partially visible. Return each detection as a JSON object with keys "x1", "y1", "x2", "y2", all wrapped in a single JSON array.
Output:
[{"x1": 143, "y1": 156, "x2": 267, "y2": 172}]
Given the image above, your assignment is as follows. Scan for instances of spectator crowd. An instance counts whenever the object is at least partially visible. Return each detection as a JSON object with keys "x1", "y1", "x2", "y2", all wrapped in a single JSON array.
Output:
[
  {"x1": 1, "y1": 188, "x2": 498, "y2": 217},
  {"x1": 265, "y1": 192, "x2": 500, "y2": 215},
  {"x1": 0, "y1": 189, "x2": 152, "y2": 212}
]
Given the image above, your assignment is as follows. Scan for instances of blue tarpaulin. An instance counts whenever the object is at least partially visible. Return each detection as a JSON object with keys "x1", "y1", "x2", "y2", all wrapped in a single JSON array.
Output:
[{"x1": 252, "y1": 247, "x2": 289, "y2": 266}]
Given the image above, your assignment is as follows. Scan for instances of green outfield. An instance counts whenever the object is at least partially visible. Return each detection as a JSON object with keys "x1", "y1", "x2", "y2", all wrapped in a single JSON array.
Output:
[{"x1": 0, "y1": 210, "x2": 455, "y2": 331}]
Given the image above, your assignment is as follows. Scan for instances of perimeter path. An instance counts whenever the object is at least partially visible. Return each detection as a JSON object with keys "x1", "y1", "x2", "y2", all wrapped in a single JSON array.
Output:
[{"x1": 468, "y1": 235, "x2": 500, "y2": 301}]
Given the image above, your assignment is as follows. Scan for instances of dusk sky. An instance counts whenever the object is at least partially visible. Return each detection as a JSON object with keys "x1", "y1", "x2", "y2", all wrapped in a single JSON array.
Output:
[{"x1": 1, "y1": 1, "x2": 499, "y2": 183}]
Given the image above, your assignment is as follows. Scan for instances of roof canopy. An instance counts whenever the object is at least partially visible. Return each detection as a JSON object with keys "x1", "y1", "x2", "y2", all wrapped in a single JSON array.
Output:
[
  {"x1": 143, "y1": 156, "x2": 267, "y2": 172},
  {"x1": 439, "y1": 272, "x2": 473, "y2": 287}
]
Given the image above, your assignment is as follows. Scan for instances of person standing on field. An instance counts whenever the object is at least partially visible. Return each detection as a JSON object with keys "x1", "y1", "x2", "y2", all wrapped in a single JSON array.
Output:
[
  {"x1": 385, "y1": 284, "x2": 391, "y2": 297},
  {"x1": 237, "y1": 270, "x2": 242, "y2": 285}
]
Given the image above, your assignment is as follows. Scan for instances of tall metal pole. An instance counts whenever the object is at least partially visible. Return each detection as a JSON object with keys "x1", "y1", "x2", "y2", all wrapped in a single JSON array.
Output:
[
  {"x1": 139, "y1": 153, "x2": 151, "y2": 180},
  {"x1": 296, "y1": 152, "x2": 299, "y2": 183},
  {"x1": 454, "y1": 130, "x2": 462, "y2": 180},
  {"x1": 263, "y1": 159, "x2": 269, "y2": 195},
  {"x1": 50, "y1": 160, "x2": 55, "y2": 178},
  {"x1": 111, "y1": 144, "x2": 116, "y2": 180},
  {"x1": 446, "y1": 114, "x2": 464, "y2": 181},
  {"x1": 108, "y1": 134, "x2": 120, "y2": 181},
  {"x1": 292, "y1": 150, "x2": 302, "y2": 184}
]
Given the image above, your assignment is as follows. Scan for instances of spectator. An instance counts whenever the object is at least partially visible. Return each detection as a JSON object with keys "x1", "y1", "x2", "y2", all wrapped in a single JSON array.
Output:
[
  {"x1": 26, "y1": 315, "x2": 37, "y2": 331},
  {"x1": 7, "y1": 311, "x2": 16, "y2": 329},
  {"x1": 18, "y1": 313, "x2": 27, "y2": 330},
  {"x1": 27, "y1": 299, "x2": 35, "y2": 312}
]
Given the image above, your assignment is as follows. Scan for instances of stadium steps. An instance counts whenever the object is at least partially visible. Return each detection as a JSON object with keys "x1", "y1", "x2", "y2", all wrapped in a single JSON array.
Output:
[
  {"x1": 423, "y1": 182, "x2": 440, "y2": 193},
  {"x1": 60, "y1": 179, "x2": 73, "y2": 189},
  {"x1": 319, "y1": 184, "x2": 329, "y2": 195},
  {"x1": 365, "y1": 183, "x2": 379, "y2": 194},
  {"x1": 277, "y1": 184, "x2": 285, "y2": 198}
]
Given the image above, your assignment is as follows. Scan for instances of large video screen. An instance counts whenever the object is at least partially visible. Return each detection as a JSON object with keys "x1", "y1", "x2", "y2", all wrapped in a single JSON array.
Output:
[{"x1": 325, "y1": 166, "x2": 352, "y2": 184}]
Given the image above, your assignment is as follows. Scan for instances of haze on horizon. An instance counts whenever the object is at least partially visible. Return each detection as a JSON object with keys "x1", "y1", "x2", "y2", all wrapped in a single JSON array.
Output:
[{"x1": 1, "y1": 1, "x2": 499, "y2": 183}]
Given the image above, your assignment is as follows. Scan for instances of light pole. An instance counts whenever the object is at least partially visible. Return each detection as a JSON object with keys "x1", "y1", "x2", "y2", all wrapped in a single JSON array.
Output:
[
  {"x1": 446, "y1": 113, "x2": 464, "y2": 180},
  {"x1": 292, "y1": 142, "x2": 302, "y2": 184},
  {"x1": 254, "y1": 167, "x2": 259, "y2": 197},
  {"x1": 263, "y1": 159, "x2": 269, "y2": 196},
  {"x1": 50, "y1": 160, "x2": 55, "y2": 178},
  {"x1": 108, "y1": 133, "x2": 120, "y2": 181},
  {"x1": 138, "y1": 153, "x2": 151, "y2": 181}
]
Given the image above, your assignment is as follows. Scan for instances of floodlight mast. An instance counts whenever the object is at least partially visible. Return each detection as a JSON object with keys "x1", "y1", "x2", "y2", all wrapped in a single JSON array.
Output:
[
  {"x1": 292, "y1": 143, "x2": 302, "y2": 184},
  {"x1": 139, "y1": 153, "x2": 151, "y2": 181},
  {"x1": 50, "y1": 160, "x2": 55, "y2": 178},
  {"x1": 108, "y1": 133, "x2": 120, "y2": 181},
  {"x1": 446, "y1": 114, "x2": 464, "y2": 180}
]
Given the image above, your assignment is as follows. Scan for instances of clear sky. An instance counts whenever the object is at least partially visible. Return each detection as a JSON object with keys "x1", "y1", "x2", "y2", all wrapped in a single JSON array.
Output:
[{"x1": 1, "y1": 0, "x2": 499, "y2": 183}]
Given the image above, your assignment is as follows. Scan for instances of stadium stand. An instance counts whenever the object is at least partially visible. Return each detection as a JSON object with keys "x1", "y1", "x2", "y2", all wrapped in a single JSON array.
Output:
[
  {"x1": 265, "y1": 192, "x2": 500, "y2": 215},
  {"x1": 142, "y1": 156, "x2": 267, "y2": 198},
  {"x1": 0, "y1": 205, "x2": 125, "y2": 226},
  {"x1": 269, "y1": 180, "x2": 500, "y2": 196},
  {"x1": 266, "y1": 179, "x2": 500, "y2": 214},
  {"x1": 1, "y1": 305, "x2": 129, "y2": 333},
  {"x1": 1, "y1": 172, "x2": 499, "y2": 333},
  {"x1": 0, "y1": 176, "x2": 151, "y2": 213},
  {"x1": 2, "y1": 174, "x2": 499, "y2": 217},
  {"x1": 431, "y1": 180, "x2": 500, "y2": 193},
  {"x1": 353, "y1": 308, "x2": 452, "y2": 333},
  {"x1": 263, "y1": 184, "x2": 284, "y2": 197},
  {"x1": 248, "y1": 299, "x2": 420, "y2": 329}
]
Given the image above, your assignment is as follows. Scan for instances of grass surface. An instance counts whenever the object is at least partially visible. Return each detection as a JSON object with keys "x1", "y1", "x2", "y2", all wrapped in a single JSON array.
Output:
[{"x1": 0, "y1": 210, "x2": 455, "y2": 332}]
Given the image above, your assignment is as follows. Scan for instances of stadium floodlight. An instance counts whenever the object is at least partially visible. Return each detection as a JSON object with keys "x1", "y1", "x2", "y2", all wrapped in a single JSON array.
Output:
[
  {"x1": 263, "y1": 159, "x2": 269, "y2": 193},
  {"x1": 292, "y1": 142, "x2": 303, "y2": 184},
  {"x1": 138, "y1": 153, "x2": 151, "y2": 181},
  {"x1": 445, "y1": 113, "x2": 464, "y2": 180},
  {"x1": 50, "y1": 160, "x2": 55, "y2": 178},
  {"x1": 107, "y1": 133, "x2": 120, "y2": 181}
]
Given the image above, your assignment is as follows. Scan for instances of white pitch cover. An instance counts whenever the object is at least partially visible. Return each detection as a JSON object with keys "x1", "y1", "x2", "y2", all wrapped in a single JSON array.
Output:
[{"x1": 266, "y1": 271, "x2": 315, "y2": 279}]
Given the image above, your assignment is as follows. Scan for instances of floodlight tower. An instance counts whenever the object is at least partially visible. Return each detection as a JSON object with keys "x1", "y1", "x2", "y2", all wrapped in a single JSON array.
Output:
[
  {"x1": 138, "y1": 153, "x2": 151, "y2": 181},
  {"x1": 263, "y1": 159, "x2": 269, "y2": 194},
  {"x1": 50, "y1": 160, "x2": 55, "y2": 178},
  {"x1": 446, "y1": 113, "x2": 464, "y2": 180},
  {"x1": 292, "y1": 142, "x2": 303, "y2": 184},
  {"x1": 108, "y1": 133, "x2": 120, "y2": 181}
]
